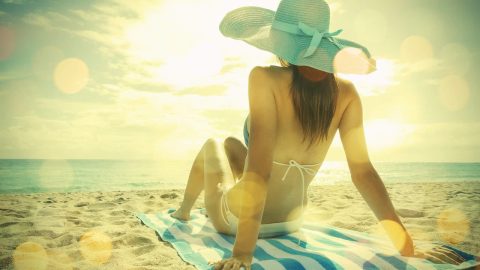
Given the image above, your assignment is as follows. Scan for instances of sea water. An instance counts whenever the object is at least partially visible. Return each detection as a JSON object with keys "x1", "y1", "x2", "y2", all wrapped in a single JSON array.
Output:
[{"x1": 0, "y1": 159, "x2": 479, "y2": 194}]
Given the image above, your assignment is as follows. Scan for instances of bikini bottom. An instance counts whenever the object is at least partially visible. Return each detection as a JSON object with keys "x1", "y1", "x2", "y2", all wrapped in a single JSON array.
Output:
[{"x1": 220, "y1": 190, "x2": 303, "y2": 238}]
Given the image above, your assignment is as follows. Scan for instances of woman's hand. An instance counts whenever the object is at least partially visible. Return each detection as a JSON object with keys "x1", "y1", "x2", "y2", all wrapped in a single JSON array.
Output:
[
  {"x1": 209, "y1": 255, "x2": 252, "y2": 270},
  {"x1": 409, "y1": 243, "x2": 466, "y2": 265}
]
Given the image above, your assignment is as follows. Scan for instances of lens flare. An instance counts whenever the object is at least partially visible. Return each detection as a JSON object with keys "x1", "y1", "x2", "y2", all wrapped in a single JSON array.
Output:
[
  {"x1": 37, "y1": 160, "x2": 74, "y2": 191},
  {"x1": 79, "y1": 230, "x2": 113, "y2": 265},
  {"x1": 0, "y1": 25, "x2": 15, "y2": 60},
  {"x1": 333, "y1": 47, "x2": 373, "y2": 74},
  {"x1": 46, "y1": 250, "x2": 73, "y2": 270},
  {"x1": 436, "y1": 207, "x2": 470, "y2": 244},
  {"x1": 438, "y1": 75, "x2": 470, "y2": 111},
  {"x1": 400, "y1": 35, "x2": 433, "y2": 63},
  {"x1": 53, "y1": 58, "x2": 89, "y2": 94},
  {"x1": 225, "y1": 172, "x2": 267, "y2": 213},
  {"x1": 374, "y1": 220, "x2": 409, "y2": 255},
  {"x1": 13, "y1": 242, "x2": 48, "y2": 270}
]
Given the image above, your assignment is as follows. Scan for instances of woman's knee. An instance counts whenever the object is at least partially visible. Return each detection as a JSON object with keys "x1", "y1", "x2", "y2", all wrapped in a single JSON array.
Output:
[
  {"x1": 205, "y1": 137, "x2": 219, "y2": 146},
  {"x1": 203, "y1": 138, "x2": 226, "y2": 173},
  {"x1": 203, "y1": 137, "x2": 221, "y2": 153},
  {"x1": 224, "y1": 136, "x2": 240, "y2": 146},
  {"x1": 223, "y1": 136, "x2": 244, "y2": 152}
]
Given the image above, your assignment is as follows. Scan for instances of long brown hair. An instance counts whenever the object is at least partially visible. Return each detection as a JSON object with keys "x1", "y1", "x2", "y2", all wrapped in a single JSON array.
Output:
[{"x1": 278, "y1": 57, "x2": 339, "y2": 149}]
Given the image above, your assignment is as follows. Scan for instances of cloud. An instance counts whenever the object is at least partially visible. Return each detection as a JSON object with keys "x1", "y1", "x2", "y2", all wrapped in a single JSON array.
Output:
[
  {"x1": 397, "y1": 58, "x2": 444, "y2": 77},
  {"x1": 220, "y1": 57, "x2": 248, "y2": 74},
  {"x1": 0, "y1": 88, "x2": 227, "y2": 159},
  {"x1": 404, "y1": 122, "x2": 480, "y2": 148},
  {"x1": 0, "y1": 70, "x2": 30, "y2": 82},
  {"x1": 20, "y1": 2, "x2": 155, "y2": 82},
  {"x1": 379, "y1": 122, "x2": 480, "y2": 162},
  {"x1": 3, "y1": 0, "x2": 478, "y2": 162},
  {"x1": 22, "y1": 13, "x2": 52, "y2": 28},
  {"x1": 17, "y1": 0, "x2": 278, "y2": 96},
  {"x1": 176, "y1": 85, "x2": 229, "y2": 96},
  {"x1": 2, "y1": 0, "x2": 25, "y2": 4},
  {"x1": 326, "y1": 121, "x2": 480, "y2": 162},
  {"x1": 339, "y1": 58, "x2": 401, "y2": 96}
]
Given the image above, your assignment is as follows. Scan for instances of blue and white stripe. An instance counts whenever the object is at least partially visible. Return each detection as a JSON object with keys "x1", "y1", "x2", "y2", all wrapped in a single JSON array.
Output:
[{"x1": 136, "y1": 208, "x2": 479, "y2": 270}]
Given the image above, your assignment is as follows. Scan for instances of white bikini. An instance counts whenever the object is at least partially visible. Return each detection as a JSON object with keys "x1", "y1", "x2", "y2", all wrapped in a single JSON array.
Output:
[{"x1": 220, "y1": 159, "x2": 321, "y2": 238}]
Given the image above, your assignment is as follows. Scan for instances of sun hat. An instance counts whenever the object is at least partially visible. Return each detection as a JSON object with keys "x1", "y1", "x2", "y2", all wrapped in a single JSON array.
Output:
[{"x1": 219, "y1": 0, "x2": 376, "y2": 74}]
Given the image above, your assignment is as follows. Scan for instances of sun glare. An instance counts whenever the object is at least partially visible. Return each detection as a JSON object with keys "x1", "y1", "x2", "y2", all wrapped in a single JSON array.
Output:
[
  {"x1": 339, "y1": 58, "x2": 398, "y2": 96},
  {"x1": 364, "y1": 119, "x2": 414, "y2": 150},
  {"x1": 124, "y1": 0, "x2": 282, "y2": 89}
]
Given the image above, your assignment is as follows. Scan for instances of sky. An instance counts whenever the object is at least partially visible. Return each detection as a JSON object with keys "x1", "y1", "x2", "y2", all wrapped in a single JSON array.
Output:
[{"x1": 0, "y1": 0, "x2": 479, "y2": 163}]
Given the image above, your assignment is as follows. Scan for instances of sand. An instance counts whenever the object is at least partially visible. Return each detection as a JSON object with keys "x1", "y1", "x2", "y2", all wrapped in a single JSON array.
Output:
[{"x1": 1, "y1": 181, "x2": 479, "y2": 269}]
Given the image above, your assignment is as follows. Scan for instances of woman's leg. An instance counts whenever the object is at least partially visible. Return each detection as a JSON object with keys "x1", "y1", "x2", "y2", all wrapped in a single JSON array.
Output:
[
  {"x1": 223, "y1": 136, "x2": 248, "y2": 180},
  {"x1": 169, "y1": 139, "x2": 208, "y2": 220},
  {"x1": 170, "y1": 137, "x2": 247, "y2": 227}
]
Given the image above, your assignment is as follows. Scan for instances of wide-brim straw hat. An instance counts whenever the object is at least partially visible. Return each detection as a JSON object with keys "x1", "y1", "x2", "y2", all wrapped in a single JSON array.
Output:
[{"x1": 219, "y1": 0, "x2": 377, "y2": 74}]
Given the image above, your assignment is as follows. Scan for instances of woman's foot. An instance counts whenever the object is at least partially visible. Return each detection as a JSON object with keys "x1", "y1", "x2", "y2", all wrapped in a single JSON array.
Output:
[{"x1": 170, "y1": 207, "x2": 190, "y2": 221}]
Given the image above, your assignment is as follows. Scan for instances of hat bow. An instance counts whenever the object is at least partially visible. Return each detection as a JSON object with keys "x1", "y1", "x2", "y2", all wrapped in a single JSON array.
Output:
[{"x1": 272, "y1": 20, "x2": 344, "y2": 58}]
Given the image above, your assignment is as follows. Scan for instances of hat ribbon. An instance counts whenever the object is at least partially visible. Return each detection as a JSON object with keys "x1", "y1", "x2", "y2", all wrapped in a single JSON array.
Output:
[{"x1": 271, "y1": 20, "x2": 344, "y2": 58}]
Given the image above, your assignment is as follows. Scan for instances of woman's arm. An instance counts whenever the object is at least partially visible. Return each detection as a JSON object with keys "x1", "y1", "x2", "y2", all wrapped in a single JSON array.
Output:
[
  {"x1": 233, "y1": 66, "x2": 278, "y2": 262},
  {"x1": 338, "y1": 82, "x2": 414, "y2": 256}
]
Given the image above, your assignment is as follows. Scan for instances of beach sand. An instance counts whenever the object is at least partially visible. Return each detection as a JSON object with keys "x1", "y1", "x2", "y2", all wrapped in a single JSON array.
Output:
[{"x1": 1, "y1": 182, "x2": 479, "y2": 269}]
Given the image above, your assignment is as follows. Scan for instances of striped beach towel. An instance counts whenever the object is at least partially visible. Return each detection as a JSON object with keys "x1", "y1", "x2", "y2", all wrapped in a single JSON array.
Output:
[{"x1": 135, "y1": 208, "x2": 479, "y2": 270}]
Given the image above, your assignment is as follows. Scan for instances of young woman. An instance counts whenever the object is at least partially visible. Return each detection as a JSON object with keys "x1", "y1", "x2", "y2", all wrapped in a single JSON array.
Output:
[{"x1": 170, "y1": 0, "x2": 465, "y2": 269}]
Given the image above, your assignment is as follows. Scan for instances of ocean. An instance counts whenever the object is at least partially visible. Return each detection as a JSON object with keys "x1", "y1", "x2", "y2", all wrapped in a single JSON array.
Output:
[{"x1": 0, "y1": 159, "x2": 479, "y2": 194}]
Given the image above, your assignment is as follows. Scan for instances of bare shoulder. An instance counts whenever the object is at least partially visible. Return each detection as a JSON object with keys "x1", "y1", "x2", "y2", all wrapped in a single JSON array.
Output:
[
  {"x1": 247, "y1": 66, "x2": 277, "y2": 102},
  {"x1": 335, "y1": 76, "x2": 359, "y2": 103},
  {"x1": 248, "y1": 65, "x2": 289, "y2": 93},
  {"x1": 250, "y1": 65, "x2": 285, "y2": 79}
]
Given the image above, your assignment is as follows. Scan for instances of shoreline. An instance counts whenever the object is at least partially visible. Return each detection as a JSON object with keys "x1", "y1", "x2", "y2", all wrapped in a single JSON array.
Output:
[
  {"x1": 1, "y1": 180, "x2": 479, "y2": 196},
  {"x1": 1, "y1": 182, "x2": 479, "y2": 269}
]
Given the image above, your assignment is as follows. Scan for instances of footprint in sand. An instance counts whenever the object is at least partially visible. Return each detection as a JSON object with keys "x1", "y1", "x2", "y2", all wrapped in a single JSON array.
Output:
[
  {"x1": 74, "y1": 202, "x2": 89, "y2": 207},
  {"x1": 395, "y1": 208, "x2": 425, "y2": 218},
  {"x1": 0, "y1": 208, "x2": 29, "y2": 218},
  {"x1": 0, "y1": 222, "x2": 21, "y2": 228},
  {"x1": 114, "y1": 197, "x2": 127, "y2": 203},
  {"x1": 88, "y1": 202, "x2": 116, "y2": 211},
  {"x1": 26, "y1": 229, "x2": 62, "y2": 239},
  {"x1": 160, "y1": 193, "x2": 178, "y2": 199},
  {"x1": 56, "y1": 234, "x2": 74, "y2": 247},
  {"x1": 132, "y1": 245, "x2": 156, "y2": 256},
  {"x1": 124, "y1": 234, "x2": 154, "y2": 246},
  {"x1": 109, "y1": 210, "x2": 131, "y2": 216},
  {"x1": 111, "y1": 220, "x2": 126, "y2": 225}
]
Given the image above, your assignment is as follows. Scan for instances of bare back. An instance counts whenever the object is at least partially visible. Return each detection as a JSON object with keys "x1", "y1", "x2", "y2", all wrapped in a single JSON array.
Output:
[{"x1": 229, "y1": 65, "x2": 355, "y2": 224}]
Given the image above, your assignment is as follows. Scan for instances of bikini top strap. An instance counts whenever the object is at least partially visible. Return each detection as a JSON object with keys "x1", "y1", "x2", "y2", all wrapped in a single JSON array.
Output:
[{"x1": 273, "y1": 160, "x2": 320, "y2": 182}]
